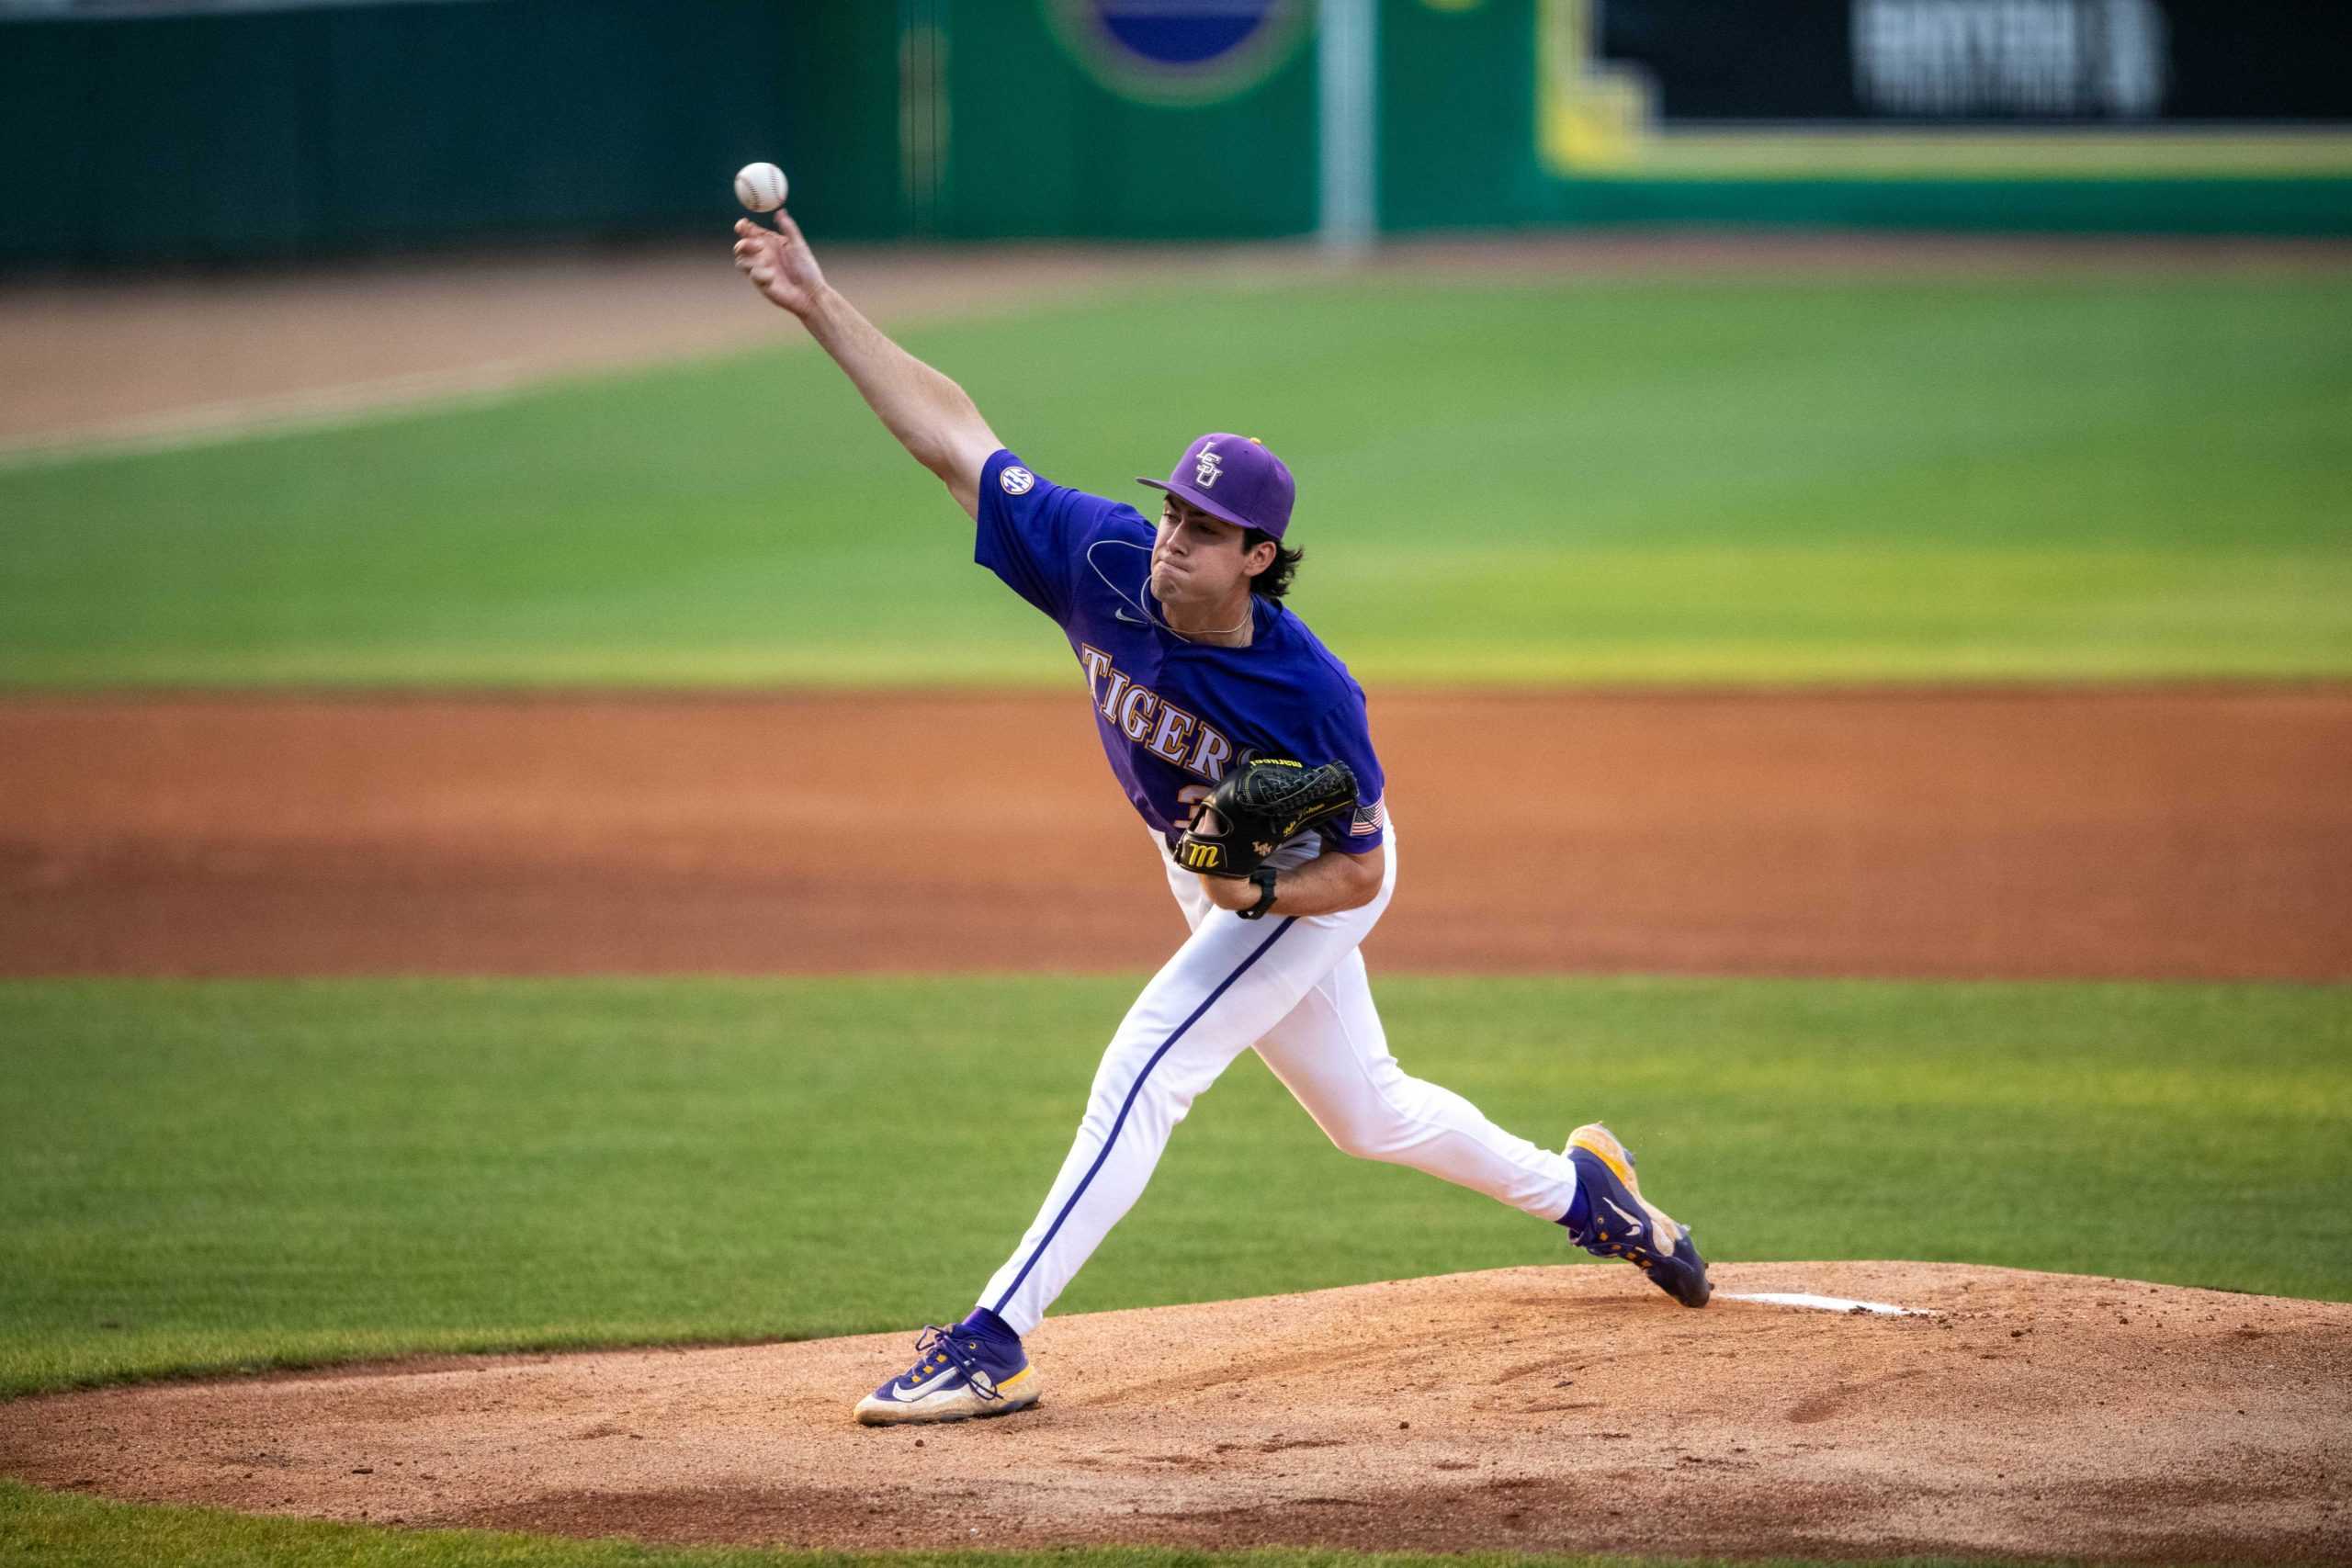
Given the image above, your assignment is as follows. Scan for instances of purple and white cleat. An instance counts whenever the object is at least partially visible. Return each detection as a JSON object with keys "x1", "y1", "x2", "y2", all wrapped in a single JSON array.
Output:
[
  {"x1": 854, "y1": 1314, "x2": 1040, "y2": 1426},
  {"x1": 1563, "y1": 1122, "x2": 1712, "y2": 1308}
]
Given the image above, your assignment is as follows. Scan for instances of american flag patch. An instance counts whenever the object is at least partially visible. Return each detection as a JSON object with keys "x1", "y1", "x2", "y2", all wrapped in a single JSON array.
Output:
[{"x1": 1349, "y1": 796, "x2": 1386, "y2": 837}]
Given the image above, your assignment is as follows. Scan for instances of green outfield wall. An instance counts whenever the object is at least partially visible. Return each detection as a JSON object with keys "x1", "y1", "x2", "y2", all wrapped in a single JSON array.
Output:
[
  {"x1": 0, "y1": 1, "x2": 906, "y2": 265},
  {"x1": 4, "y1": 0, "x2": 2346, "y2": 268}
]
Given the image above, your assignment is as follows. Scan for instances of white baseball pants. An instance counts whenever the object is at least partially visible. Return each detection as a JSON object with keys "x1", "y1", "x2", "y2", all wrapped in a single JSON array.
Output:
[{"x1": 976, "y1": 826, "x2": 1579, "y2": 1337}]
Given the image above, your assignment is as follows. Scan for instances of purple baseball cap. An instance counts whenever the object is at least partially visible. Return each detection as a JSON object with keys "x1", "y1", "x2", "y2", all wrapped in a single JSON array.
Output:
[{"x1": 1136, "y1": 433, "x2": 1296, "y2": 540}]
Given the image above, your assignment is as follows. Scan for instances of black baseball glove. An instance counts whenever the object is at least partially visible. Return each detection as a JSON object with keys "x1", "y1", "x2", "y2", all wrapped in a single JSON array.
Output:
[{"x1": 1172, "y1": 758, "x2": 1360, "y2": 878}]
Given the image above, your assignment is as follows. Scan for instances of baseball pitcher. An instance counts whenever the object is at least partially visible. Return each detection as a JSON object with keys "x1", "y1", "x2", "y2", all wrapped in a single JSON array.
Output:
[{"x1": 730, "y1": 211, "x2": 1711, "y2": 1427}]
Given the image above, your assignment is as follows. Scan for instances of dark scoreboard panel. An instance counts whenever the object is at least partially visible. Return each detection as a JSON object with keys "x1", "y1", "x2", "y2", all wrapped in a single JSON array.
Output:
[{"x1": 1597, "y1": 0, "x2": 2351, "y2": 123}]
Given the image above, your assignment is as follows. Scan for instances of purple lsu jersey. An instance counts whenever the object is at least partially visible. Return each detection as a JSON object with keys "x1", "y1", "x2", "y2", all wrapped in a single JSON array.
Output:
[{"x1": 975, "y1": 447, "x2": 1387, "y2": 855}]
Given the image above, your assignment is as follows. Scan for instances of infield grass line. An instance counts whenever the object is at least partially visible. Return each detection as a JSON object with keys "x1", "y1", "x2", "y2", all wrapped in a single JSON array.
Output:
[{"x1": 0, "y1": 1480, "x2": 2132, "y2": 1568}]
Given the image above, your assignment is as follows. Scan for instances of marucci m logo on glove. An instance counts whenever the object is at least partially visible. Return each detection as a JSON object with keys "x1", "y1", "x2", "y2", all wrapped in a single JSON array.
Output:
[{"x1": 1174, "y1": 840, "x2": 1227, "y2": 873}]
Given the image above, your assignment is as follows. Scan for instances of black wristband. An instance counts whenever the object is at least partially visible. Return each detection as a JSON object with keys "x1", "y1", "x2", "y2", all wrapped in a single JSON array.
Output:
[{"x1": 1237, "y1": 866, "x2": 1280, "y2": 920}]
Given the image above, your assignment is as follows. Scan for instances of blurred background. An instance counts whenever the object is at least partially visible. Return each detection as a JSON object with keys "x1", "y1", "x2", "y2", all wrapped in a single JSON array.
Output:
[{"x1": 6, "y1": 0, "x2": 2350, "y2": 263}]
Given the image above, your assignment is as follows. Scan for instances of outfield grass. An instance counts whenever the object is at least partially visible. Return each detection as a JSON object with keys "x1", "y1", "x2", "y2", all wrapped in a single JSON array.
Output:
[
  {"x1": 4, "y1": 976, "x2": 2346, "y2": 1400},
  {"x1": 3, "y1": 275, "x2": 2347, "y2": 686}
]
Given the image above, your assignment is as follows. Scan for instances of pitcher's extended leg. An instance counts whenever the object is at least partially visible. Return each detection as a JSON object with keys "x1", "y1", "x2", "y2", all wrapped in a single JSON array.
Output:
[
  {"x1": 1255, "y1": 953, "x2": 1711, "y2": 1306},
  {"x1": 1252, "y1": 950, "x2": 1577, "y2": 1221}
]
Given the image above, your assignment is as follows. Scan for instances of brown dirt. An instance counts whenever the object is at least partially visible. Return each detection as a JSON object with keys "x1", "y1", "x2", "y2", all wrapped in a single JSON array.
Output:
[
  {"x1": 4, "y1": 1263, "x2": 2346, "y2": 1562},
  {"x1": 2, "y1": 687, "x2": 2346, "y2": 980}
]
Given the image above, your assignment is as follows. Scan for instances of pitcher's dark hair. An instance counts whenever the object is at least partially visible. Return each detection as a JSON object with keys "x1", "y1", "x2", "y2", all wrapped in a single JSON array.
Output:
[{"x1": 1244, "y1": 529, "x2": 1304, "y2": 599}]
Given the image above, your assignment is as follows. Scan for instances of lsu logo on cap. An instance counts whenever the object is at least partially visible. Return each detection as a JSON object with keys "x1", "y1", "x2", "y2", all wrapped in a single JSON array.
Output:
[
  {"x1": 1000, "y1": 466, "x2": 1035, "y2": 495},
  {"x1": 1193, "y1": 443, "x2": 1223, "y2": 488}
]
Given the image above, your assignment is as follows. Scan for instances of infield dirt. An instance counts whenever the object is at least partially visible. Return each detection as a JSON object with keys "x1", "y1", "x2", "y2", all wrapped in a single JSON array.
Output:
[
  {"x1": 5, "y1": 1262, "x2": 2346, "y2": 1562},
  {"x1": 4, "y1": 686, "x2": 2346, "y2": 980}
]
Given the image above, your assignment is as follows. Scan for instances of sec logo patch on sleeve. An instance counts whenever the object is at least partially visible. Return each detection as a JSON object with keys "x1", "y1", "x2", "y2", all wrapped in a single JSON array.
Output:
[{"x1": 1001, "y1": 466, "x2": 1035, "y2": 495}]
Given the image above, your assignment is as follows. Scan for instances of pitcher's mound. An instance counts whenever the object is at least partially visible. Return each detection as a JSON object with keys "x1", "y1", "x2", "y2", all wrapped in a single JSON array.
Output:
[{"x1": 6, "y1": 1262, "x2": 2347, "y2": 1562}]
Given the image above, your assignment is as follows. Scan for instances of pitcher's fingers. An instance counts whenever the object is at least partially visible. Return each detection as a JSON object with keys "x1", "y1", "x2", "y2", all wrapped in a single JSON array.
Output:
[{"x1": 769, "y1": 209, "x2": 806, "y2": 245}]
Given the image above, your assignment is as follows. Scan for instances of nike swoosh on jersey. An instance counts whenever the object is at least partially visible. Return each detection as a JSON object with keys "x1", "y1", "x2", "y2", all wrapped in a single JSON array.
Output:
[{"x1": 1114, "y1": 608, "x2": 1147, "y2": 625}]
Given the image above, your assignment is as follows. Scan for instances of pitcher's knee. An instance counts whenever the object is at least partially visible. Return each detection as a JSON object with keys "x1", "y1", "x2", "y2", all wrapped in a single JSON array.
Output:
[
  {"x1": 1324, "y1": 1116, "x2": 1408, "y2": 1163},
  {"x1": 1085, "y1": 1066, "x2": 1204, "y2": 1139}
]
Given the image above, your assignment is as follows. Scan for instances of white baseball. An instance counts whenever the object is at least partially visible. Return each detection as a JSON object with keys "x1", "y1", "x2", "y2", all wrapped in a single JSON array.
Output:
[{"x1": 733, "y1": 162, "x2": 789, "y2": 212}]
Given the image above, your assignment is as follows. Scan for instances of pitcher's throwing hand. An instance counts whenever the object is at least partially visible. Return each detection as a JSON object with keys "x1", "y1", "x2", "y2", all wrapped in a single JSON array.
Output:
[{"x1": 732, "y1": 214, "x2": 826, "y2": 318}]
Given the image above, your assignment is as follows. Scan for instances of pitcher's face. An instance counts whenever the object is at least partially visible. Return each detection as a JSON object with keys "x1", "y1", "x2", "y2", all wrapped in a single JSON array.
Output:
[{"x1": 1150, "y1": 496, "x2": 1272, "y2": 606}]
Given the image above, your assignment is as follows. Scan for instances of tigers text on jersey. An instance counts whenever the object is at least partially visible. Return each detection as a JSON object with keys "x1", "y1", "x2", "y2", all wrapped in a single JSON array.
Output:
[{"x1": 974, "y1": 447, "x2": 1386, "y2": 854}]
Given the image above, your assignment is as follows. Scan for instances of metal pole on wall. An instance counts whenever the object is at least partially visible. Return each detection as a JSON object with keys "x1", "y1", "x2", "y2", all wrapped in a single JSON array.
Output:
[{"x1": 1317, "y1": 0, "x2": 1378, "y2": 258}]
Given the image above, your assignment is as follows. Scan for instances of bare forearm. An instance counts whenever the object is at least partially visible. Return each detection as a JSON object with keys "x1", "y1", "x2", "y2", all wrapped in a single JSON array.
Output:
[
  {"x1": 801, "y1": 285, "x2": 997, "y2": 512},
  {"x1": 733, "y1": 212, "x2": 997, "y2": 514},
  {"x1": 1199, "y1": 845, "x2": 1385, "y2": 918},
  {"x1": 1268, "y1": 851, "x2": 1382, "y2": 916}
]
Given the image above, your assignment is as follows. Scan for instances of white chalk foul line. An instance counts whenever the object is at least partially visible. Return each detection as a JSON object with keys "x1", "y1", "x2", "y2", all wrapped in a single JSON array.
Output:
[{"x1": 1723, "y1": 1291, "x2": 1930, "y2": 1317}]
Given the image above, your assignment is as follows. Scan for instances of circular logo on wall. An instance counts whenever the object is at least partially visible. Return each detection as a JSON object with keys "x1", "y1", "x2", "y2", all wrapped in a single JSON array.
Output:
[{"x1": 1046, "y1": 0, "x2": 1310, "y2": 106}]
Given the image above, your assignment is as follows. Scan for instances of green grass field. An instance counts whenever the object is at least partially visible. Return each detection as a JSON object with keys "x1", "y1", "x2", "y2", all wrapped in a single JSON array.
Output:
[
  {"x1": 4, "y1": 274, "x2": 2347, "y2": 687},
  {"x1": 6, "y1": 974, "x2": 2348, "y2": 1565},
  {"x1": 6, "y1": 976, "x2": 2347, "y2": 1399}
]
